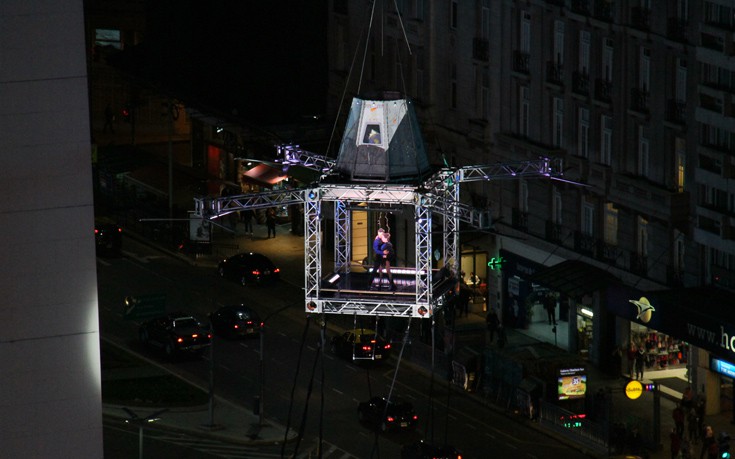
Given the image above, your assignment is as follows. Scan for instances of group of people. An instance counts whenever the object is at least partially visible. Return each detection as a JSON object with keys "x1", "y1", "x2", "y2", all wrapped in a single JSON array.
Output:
[
  {"x1": 669, "y1": 387, "x2": 710, "y2": 459},
  {"x1": 369, "y1": 228, "x2": 396, "y2": 291},
  {"x1": 237, "y1": 208, "x2": 277, "y2": 238}
]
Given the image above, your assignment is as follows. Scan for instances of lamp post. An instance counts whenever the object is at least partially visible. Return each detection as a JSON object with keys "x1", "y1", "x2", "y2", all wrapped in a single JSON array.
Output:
[{"x1": 122, "y1": 407, "x2": 168, "y2": 459}]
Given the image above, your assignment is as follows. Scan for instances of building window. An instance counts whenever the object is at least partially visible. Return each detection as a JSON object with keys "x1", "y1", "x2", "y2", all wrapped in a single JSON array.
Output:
[
  {"x1": 519, "y1": 180, "x2": 528, "y2": 212},
  {"x1": 673, "y1": 230, "x2": 685, "y2": 273},
  {"x1": 579, "y1": 31, "x2": 590, "y2": 74},
  {"x1": 582, "y1": 201, "x2": 595, "y2": 236},
  {"x1": 95, "y1": 29, "x2": 122, "y2": 49},
  {"x1": 602, "y1": 38, "x2": 613, "y2": 82},
  {"x1": 553, "y1": 187, "x2": 563, "y2": 225},
  {"x1": 553, "y1": 97, "x2": 564, "y2": 148},
  {"x1": 450, "y1": 0, "x2": 458, "y2": 29},
  {"x1": 638, "y1": 125, "x2": 649, "y2": 177},
  {"x1": 676, "y1": 58, "x2": 687, "y2": 102},
  {"x1": 601, "y1": 115, "x2": 612, "y2": 165},
  {"x1": 554, "y1": 20, "x2": 564, "y2": 66},
  {"x1": 519, "y1": 86, "x2": 529, "y2": 136},
  {"x1": 450, "y1": 63, "x2": 457, "y2": 109},
  {"x1": 604, "y1": 203, "x2": 618, "y2": 245},
  {"x1": 676, "y1": 137, "x2": 685, "y2": 192},
  {"x1": 481, "y1": 1, "x2": 490, "y2": 40},
  {"x1": 578, "y1": 107, "x2": 589, "y2": 158},
  {"x1": 639, "y1": 47, "x2": 651, "y2": 93},
  {"x1": 520, "y1": 11, "x2": 531, "y2": 54},
  {"x1": 480, "y1": 68, "x2": 489, "y2": 119},
  {"x1": 637, "y1": 217, "x2": 648, "y2": 257}
]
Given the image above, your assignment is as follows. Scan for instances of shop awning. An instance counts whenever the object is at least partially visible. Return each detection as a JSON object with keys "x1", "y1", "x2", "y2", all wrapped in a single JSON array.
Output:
[
  {"x1": 241, "y1": 164, "x2": 287, "y2": 187},
  {"x1": 529, "y1": 260, "x2": 620, "y2": 298}
]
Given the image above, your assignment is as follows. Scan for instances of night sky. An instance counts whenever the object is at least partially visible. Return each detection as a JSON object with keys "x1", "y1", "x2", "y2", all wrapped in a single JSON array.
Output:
[{"x1": 116, "y1": 1, "x2": 328, "y2": 124}]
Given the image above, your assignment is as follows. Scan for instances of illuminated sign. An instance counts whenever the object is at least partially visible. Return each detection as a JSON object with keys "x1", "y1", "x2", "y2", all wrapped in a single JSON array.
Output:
[
  {"x1": 488, "y1": 256, "x2": 506, "y2": 270},
  {"x1": 558, "y1": 367, "x2": 587, "y2": 401},
  {"x1": 625, "y1": 380, "x2": 643, "y2": 399},
  {"x1": 711, "y1": 356, "x2": 735, "y2": 379},
  {"x1": 628, "y1": 297, "x2": 655, "y2": 323}
]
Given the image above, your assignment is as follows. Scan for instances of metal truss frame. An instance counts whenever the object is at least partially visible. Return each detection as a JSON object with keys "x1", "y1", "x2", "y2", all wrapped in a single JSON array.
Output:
[{"x1": 193, "y1": 145, "x2": 563, "y2": 319}]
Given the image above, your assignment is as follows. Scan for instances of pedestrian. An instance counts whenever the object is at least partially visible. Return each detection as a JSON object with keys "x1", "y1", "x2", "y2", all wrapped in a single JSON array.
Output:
[
  {"x1": 458, "y1": 280, "x2": 471, "y2": 317},
  {"x1": 682, "y1": 386, "x2": 694, "y2": 411},
  {"x1": 700, "y1": 425, "x2": 717, "y2": 459},
  {"x1": 688, "y1": 406, "x2": 700, "y2": 444},
  {"x1": 635, "y1": 346, "x2": 645, "y2": 380},
  {"x1": 241, "y1": 208, "x2": 254, "y2": 236},
  {"x1": 103, "y1": 103, "x2": 115, "y2": 133},
  {"x1": 544, "y1": 292, "x2": 556, "y2": 325},
  {"x1": 266, "y1": 208, "x2": 276, "y2": 238},
  {"x1": 368, "y1": 228, "x2": 385, "y2": 290},
  {"x1": 673, "y1": 402, "x2": 685, "y2": 438},
  {"x1": 486, "y1": 308, "x2": 500, "y2": 343},
  {"x1": 378, "y1": 232, "x2": 396, "y2": 291},
  {"x1": 671, "y1": 428, "x2": 682, "y2": 459}
]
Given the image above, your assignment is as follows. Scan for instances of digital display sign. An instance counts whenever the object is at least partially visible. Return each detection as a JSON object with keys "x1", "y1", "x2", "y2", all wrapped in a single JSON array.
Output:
[
  {"x1": 558, "y1": 367, "x2": 587, "y2": 401},
  {"x1": 711, "y1": 356, "x2": 735, "y2": 379}
]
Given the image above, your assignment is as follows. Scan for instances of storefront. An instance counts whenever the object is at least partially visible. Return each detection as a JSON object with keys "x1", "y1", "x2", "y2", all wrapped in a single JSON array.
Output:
[{"x1": 606, "y1": 284, "x2": 735, "y2": 415}]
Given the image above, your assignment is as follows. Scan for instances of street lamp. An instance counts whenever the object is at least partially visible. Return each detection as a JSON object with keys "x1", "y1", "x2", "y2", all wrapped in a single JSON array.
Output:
[{"x1": 122, "y1": 407, "x2": 168, "y2": 459}]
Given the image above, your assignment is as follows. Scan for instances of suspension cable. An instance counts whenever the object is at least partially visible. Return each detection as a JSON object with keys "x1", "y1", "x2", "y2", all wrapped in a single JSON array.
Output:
[{"x1": 281, "y1": 315, "x2": 312, "y2": 457}]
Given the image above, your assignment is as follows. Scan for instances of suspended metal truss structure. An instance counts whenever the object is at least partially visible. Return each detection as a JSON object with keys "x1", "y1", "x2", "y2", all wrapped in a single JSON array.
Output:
[{"x1": 193, "y1": 142, "x2": 563, "y2": 320}]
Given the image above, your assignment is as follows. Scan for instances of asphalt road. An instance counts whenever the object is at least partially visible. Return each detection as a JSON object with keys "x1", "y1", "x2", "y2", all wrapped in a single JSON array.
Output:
[{"x1": 98, "y1": 234, "x2": 595, "y2": 459}]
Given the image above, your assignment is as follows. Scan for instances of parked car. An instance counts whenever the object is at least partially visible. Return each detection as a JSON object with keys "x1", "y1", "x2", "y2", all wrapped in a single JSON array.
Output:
[
  {"x1": 330, "y1": 329, "x2": 391, "y2": 361},
  {"x1": 209, "y1": 304, "x2": 262, "y2": 339},
  {"x1": 139, "y1": 313, "x2": 212, "y2": 357},
  {"x1": 357, "y1": 395, "x2": 418, "y2": 432},
  {"x1": 217, "y1": 252, "x2": 280, "y2": 286},
  {"x1": 400, "y1": 440, "x2": 463, "y2": 459},
  {"x1": 94, "y1": 217, "x2": 122, "y2": 256}
]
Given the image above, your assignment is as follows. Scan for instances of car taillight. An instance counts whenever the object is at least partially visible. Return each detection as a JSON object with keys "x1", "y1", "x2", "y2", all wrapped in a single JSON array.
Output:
[
  {"x1": 362, "y1": 345, "x2": 372, "y2": 351},
  {"x1": 234, "y1": 324, "x2": 239, "y2": 329},
  {"x1": 177, "y1": 337, "x2": 183, "y2": 343},
  {"x1": 274, "y1": 268, "x2": 280, "y2": 273},
  {"x1": 94, "y1": 229, "x2": 100, "y2": 234},
  {"x1": 412, "y1": 415, "x2": 418, "y2": 420},
  {"x1": 386, "y1": 416, "x2": 395, "y2": 423},
  {"x1": 192, "y1": 334, "x2": 198, "y2": 338},
  {"x1": 118, "y1": 228, "x2": 122, "y2": 233},
  {"x1": 384, "y1": 344, "x2": 391, "y2": 350},
  {"x1": 252, "y1": 269, "x2": 261, "y2": 275},
  {"x1": 246, "y1": 321, "x2": 253, "y2": 325}
]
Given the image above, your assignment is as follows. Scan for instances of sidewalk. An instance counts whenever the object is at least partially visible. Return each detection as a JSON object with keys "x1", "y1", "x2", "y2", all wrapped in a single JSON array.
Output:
[{"x1": 110, "y1": 216, "x2": 735, "y2": 458}]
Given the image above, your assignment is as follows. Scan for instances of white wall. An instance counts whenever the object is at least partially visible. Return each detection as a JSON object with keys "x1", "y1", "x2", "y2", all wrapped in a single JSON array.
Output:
[{"x1": 0, "y1": 1, "x2": 103, "y2": 456}]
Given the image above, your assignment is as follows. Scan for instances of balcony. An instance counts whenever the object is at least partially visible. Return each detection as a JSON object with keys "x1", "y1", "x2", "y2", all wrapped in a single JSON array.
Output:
[
  {"x1": 597, "y1": 241, "x2": 623, "y2": 266},
  {"x1": 473, "y1": 37, "x2": 489, "y2": 61},
  {"x1": 595, "y1": 79, "x2": 613, "y2": 103},
  {"x1": 512, "y1": 208, "x2": 529, "y2": 231},
  {"x1": 572, "y1": 71, "x2": 590, "y2": 96},
  {"x1": 545, "y1": 220, "x2": 563, "y2": 244},
  {"x1": 630, "y1": 87, "x2": 649, "y2": 114},
  {"x1": 571, "y1": 0, "x2": 590, "y2": 15},
  {"x1": 513, "y1": 51, "x2": 530, "y2": 74},
  {"x1": 630, "y1": 252, "x2": 648, "y2": 277},
  {"x1": 608, "y1": 174, "x2": 691, "y2": 231},
  {"x1": 630, "y1": 7, "x2": 651, "y2": 31},
  {"x1": 546, "y1": 61, "x2": 564, "y2": 86},
  {"x1": 593, "y1": 0, "x2": 613, "y2": 22},
  {"x1": 666, "y1": 17, "x2": 688, "y2": 43},
  {"x1": 574, "y1": 231, "x2": 597, "y2": 257},
  {"x1": 666, "y1": 99, "x2": 686, "y2": 125}
]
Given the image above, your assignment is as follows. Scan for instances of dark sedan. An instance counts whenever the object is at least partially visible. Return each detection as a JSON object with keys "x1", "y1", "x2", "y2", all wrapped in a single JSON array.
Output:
[
  {"x1": 94, "y1": 217, "x2": 122, "y2": 256},
  {"x1": 217, "y1": 252, "x2": 280, "y2": 286},
  {"x1": 139, "y1": 313, "x2": 212, "y2": 358},
  {"x1": 209, "y1": 304, "x2": 262, "y2": 339},
  {"x1": 358, "y1": 396, "x2": 418, "y2": 432},
  {"x1": 331, "y1": 329, "x2": 391, "y2": 361},
  {"x1": 400, "y1": 440, "x2": 463, "y2": 459}
]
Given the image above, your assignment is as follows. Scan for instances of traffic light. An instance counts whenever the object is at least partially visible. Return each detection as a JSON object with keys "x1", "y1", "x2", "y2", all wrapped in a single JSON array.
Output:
[
  {"x1": 719, "y1": 432, "x2": 731, "y2": 459},
  {"x1": 121, "y1": 104, "x2": 131, "y2": 122}
]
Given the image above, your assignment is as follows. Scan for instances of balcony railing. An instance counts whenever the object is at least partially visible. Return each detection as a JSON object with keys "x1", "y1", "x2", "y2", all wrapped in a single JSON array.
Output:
[
  {"x1": 571, "y1": 0, "x2": 590, "y2": 15},
  {"x1": 630, "y1": 7, "x2": 651, "y2": 31},
  {"x1": 595, "y1": 79, "x2": 612, "y2": 103},
  {"x1": 513, "y1": 51, "x2": 530, "y2": 74},
  {"x1": 473, "y1": 37, "x2": 489, "y2": 61},
  {"x1": 597, "y1": 241, "x2": 622, "y2": 266},
  {"x1": 630, "y1": 253, "x2": 648, "y2": 276},
  {"x1": 666, "y1": 99, "x2": 685, "y2": 125},
  {"x1": 545, "y1": 220, "x2": 563, "y2": 244},
  {"x1": 512, "y1": 208, "x2": 529, "y2": 231},
  {"x1": 573, "y1": 71, "x2": 590, "y2": 95},
  {"x1": 546, "y1": 61, "x2": 564, "y2": 85},
  {"x1": 630, "y1": 88, "x2": 649, "y2": 113},
  {"x1": 574, "y1": 231, "x2": 597, "y2": 257},
  {"x1": 667, "y1": 17, "x2": 688, "y2": 43},
  {"x1": 594, "y1": 0, "x2": 613, "y2": 21}
]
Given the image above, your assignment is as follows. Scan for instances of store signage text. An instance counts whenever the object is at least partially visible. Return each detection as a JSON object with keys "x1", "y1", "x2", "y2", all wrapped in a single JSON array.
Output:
[{"x1": 625, "y1": 380, "x2": 643, "y2": 400}]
